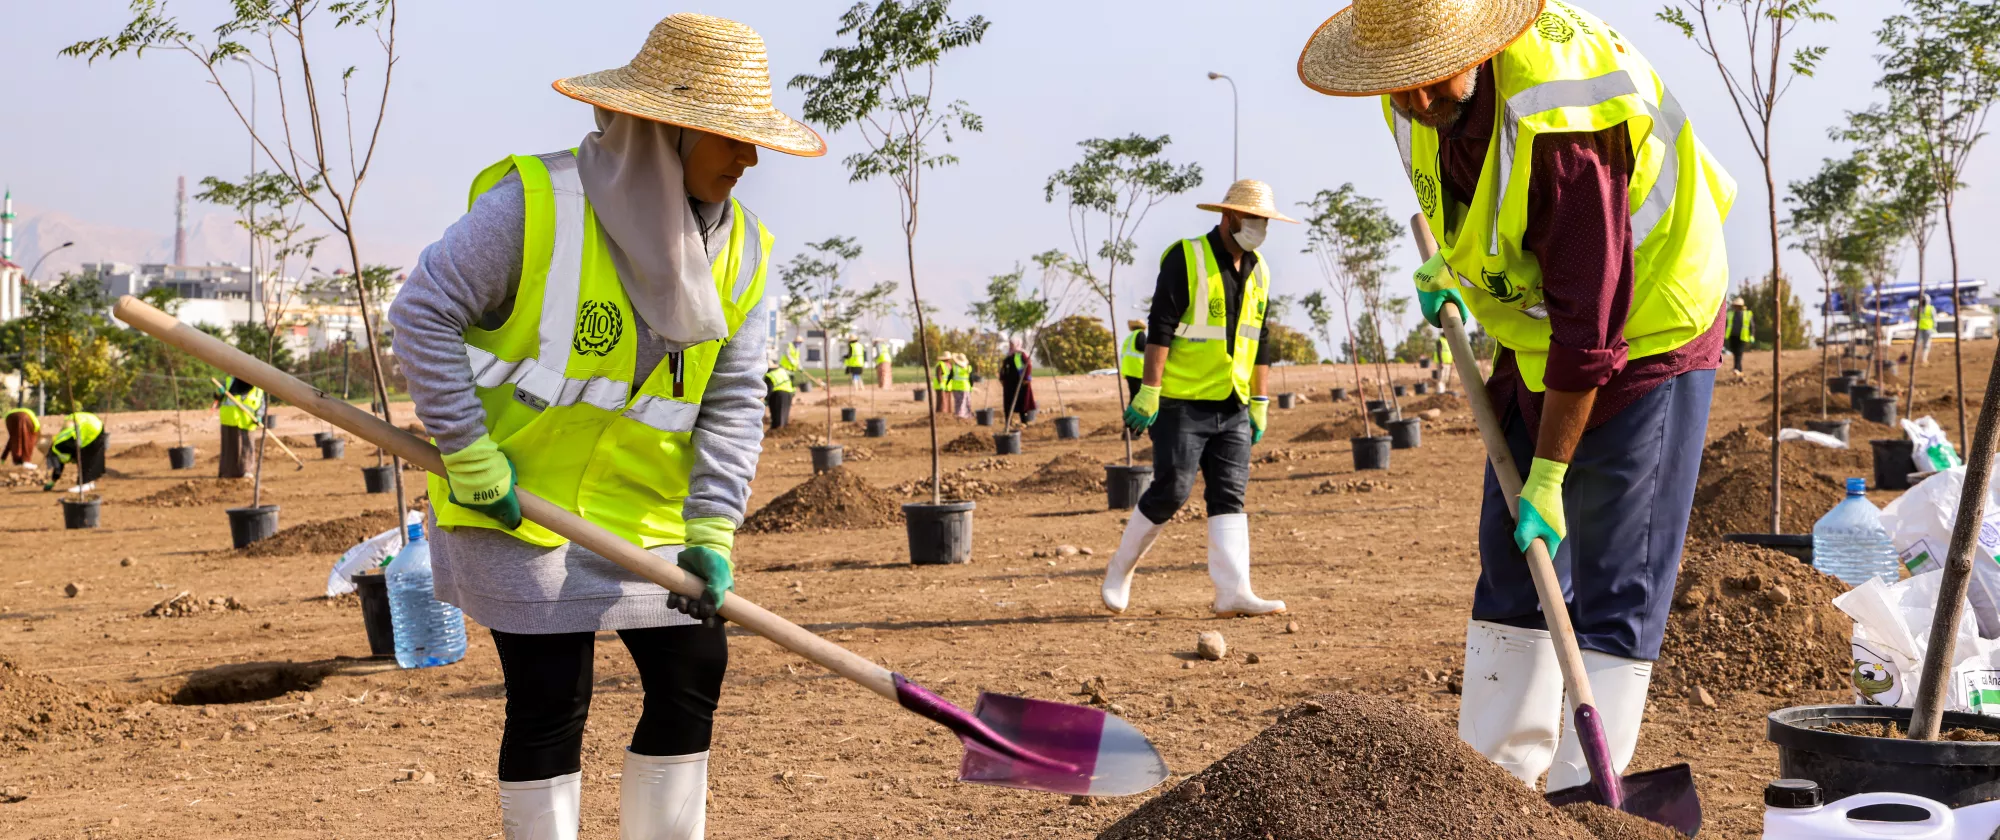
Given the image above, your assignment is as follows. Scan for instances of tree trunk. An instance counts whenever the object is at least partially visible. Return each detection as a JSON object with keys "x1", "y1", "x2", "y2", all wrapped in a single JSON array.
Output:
[
  {"x1": 906, "y1": 231, "x2": 941, "y2": 505},
  {"x1": 344, "y1": 234, "x2": 407, "y2": 545},
  {"x1": 1765, "y1": 151, "x2": 1783, "y2": 534},
  {"x1": 1944, "y1": 193, "x2": 1966, "y2": 446},
  {"x1": 1109, "y1": 270, "x2": 1132, "y2": 467},
  {"x1": 1907, "y1": 240, "x2": 1928, "y2": 420}
]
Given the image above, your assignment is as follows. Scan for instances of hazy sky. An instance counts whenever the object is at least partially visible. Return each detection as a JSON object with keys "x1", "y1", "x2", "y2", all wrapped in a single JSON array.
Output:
[{"x1": 7, "y1": 0, "x2": 1994, "y2": 340}]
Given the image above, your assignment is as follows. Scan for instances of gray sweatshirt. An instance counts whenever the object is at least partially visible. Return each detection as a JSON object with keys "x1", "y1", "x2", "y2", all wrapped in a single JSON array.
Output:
[{"x1": 388, "y1": 173, "x2": 769, "y2": 634}]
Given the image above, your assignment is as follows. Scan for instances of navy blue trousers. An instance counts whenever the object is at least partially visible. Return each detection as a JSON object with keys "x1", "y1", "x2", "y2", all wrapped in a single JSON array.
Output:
[{"x1": 1474, "y1": 368, "x2": 1714, "y2": 661}]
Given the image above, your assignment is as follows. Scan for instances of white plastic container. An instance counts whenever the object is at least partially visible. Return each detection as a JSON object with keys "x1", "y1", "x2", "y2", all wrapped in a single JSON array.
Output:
[
  {"x1": 1953, "y1": 798, "x2": 2000, "y2": 839},
  {"x1": 1762, "y1": 780, "x2": 1954, "y2": 839}
]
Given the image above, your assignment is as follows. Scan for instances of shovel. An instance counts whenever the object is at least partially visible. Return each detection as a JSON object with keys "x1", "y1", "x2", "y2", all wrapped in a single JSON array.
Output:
[
  {"x1": 115, "y1": 294, "x2": 1168, "y2": 799},
  {"x1": 211, "y1": 378, "x2": 305, "y2": 471},
  {"x1": 1411, "y1": 217, "x2": 1701, "y2": 835}
]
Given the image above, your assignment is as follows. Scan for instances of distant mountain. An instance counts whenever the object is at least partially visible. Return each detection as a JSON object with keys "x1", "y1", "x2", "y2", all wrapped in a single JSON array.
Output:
[{"x1": 4, "y1": 199, "x2": 421, "y2": 282}]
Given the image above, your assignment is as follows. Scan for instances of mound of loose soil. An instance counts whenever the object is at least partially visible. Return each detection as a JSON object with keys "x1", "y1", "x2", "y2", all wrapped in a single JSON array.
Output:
[
  {"x1": 0, "y1": 656, "x2": 111, "y2": 742},
  {"x1": 890, "y1": 473, "x2": 1006, "y2": 499},
  {"x1": 1015, "y1": 452, "x2": 1105, "y2": 493},
  {"x1": 113, "y1": 441, "x2": 166, "y2": 459},
  {"x1": 776, "y1": 436, "x2": 875, "y2": 461},
  {"x1": 1291, "y1": 418, "x2": 1369, "y2": 443},
  {"x1": 1689, "y1": 436, "x2": 1857, "y2": 539},
  {"x1": 1097, "y1": 694, "x2": 1593, "y2": 840},
  {"x1": 1654, "y1": 540, "x2": 1852, "y2": 699},
  {"x1": 1558, "y1": 803, "x2": 1684, "y2": 840},
  {"x1": 235, "y1": 510, "x2": 401, "y2": 558},
  {"x1": 144, "y1": 591, "x2": 249, "y2": 618},
  {"x1": 281, "y1": 435, "x2": 321, "y2": 449},
  {"x1": 942, "y1": 431, "x2": 991, "y2": 454},
  {"x1": 1404, "y1": 393, "x2": 1467, "y2": 414},
  {"x1": 134, "y1": 479, "x2": 243, "y2": 508},
  {"x1": 741, "y1": 467, "x2": 901, "y2": 534}
]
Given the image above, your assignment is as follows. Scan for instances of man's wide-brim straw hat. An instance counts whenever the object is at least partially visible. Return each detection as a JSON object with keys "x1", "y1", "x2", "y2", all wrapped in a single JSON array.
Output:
[
  {"x1": 1197, "y1": 180, "x2": 1299, "y2": 224},
  {"x1": 554, "y1": 13, "x2": 826, "y2": 157},
  {"x1": 1298, "y1": 0, "x2": 1545, "y2": 97}
]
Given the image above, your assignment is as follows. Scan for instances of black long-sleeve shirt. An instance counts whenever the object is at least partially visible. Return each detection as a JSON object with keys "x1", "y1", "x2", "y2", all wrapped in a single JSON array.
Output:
[{"x1": 1147, "y1": 226, "x2": 1276, "y2": 409}]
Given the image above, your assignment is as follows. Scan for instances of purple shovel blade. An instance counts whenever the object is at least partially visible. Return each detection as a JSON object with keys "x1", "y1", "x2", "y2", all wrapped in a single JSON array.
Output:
[
  {"x1": 1543, "y1": 704, "x2": 1702, "y2": 836},
  {"x1": 959, "y1": 692, "x2": 1170, "y2": 797}
]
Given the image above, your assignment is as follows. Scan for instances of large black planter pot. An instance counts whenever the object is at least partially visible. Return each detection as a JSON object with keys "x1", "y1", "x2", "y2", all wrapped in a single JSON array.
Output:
[
  {"x1": 1276, "y1": 393, "x2": 1297, "y2": 410},
  {"x1": 1862, "y1": 395, "x2": 1900, "y2": 427},
  {"x1": 864, "y1": 418, "x2": 888, "y2": 438},
  {"x1": 797, "y1": 379, "x2": 812, "y2": 394},
  {"x1": 810, "y1": 444, "x2": 844, "y2": 474},
  {"x1": 1352, "y1": 436, "x2": 1391, "y2": 471},
  {"x1": 1804, "y1": 418, "x2": 1851, "y2": 445},
  {"x1": 992, "y1": 431, "x2": 1022, "y2": 456},
  {"x1": 1827, "y1": 375, "x2": 1852, "y2": 395},
  {"x1": 912, "y1": 388, "x2": 926, "y2": 402},
  {"x1": 1369, "y1": 407, "x2": 1401, "y2": 430},
  {"x1": 1768, "y1": 705, "x2": 2000, "y2": 808},
  {"x1": 319, "y1": 439, "x2": 346, "y2": 460},
  {"x1": 1392, "y1": 384, "x2": 1408, "y2": 397},
  {"x1": 975, "y1": 408, "x2": 994, "y2": 427},
  {"x1": 904, "y1": 501, "x2": 975, "y2": 565},
  {"x1": 841, "y1": 407, "x2": 858, "y2": 423},
  {"x1": 1843, "y1": 368, "x2": 1865, "y2": 379},
  {"x1": 61, "y1": 495, "x2": 102, "y2": 530},
  {"x1": 1054, "y1": 416, "x2": 1082, "y2": 440},
  {"x1": 314, "y1": 431, "x2": 335, "y2": 447},
  {"x1": 168, "y1": 446, "x2": 196, "y2": 470},
  {"x1": 225, "y1": 505, "x2": 281, "y2": 549},
  {"x1": 352, "y1": 572, "x2": 397, "y2": 658},
  {"x1": 263, "y1": 414, "x2": 279, "y2": 430},
  {"x1": 1022, "y1": 410, "x2": 1039, "y2": 424},
  {"x1": 1418, "y1": 358, "x2": 1431, "y2": 369},
  {"x1": 1871, "y1": 438, "x2": 1917, "y2": 491},
  {"x1": 1849, "y1": 383, "x2": 1880, "y2": 412},
  {"x1": 362, "y1": 464, "x2": 395, "y2": 494},
  {"x1": 1386, "y1": 418, "x2": 1422, "y2": 449},
  {"x1": 1724, "y1": 533, "x2": 1814, "y2": 565},
  {"x1": 1329, "y1": 388, "x2": 1348, "y2": 402},
  {"x1": 1364, "y1": 399, "x2": 1389, "y2": 413},
  {"x1": 1105, "y1": 464, "x2": 1153, "y2": 510},
  {"x1": 1413, "y1": 382, "x2": 1429, "y2": 395}
]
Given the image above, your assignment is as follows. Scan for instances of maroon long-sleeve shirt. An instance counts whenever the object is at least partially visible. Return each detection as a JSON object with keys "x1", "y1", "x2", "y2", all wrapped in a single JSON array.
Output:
[{"x1": 1441, "y1": 62, "x2": 1722, "y2": 431}]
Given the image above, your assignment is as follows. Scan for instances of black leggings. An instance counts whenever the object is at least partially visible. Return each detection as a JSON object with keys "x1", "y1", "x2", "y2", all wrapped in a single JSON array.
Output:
[{"x1": 490, "y1": 624, "x2": 728, "y2": 782}]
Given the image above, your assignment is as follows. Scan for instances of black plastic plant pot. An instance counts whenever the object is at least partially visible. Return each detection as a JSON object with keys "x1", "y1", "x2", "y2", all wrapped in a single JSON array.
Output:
[
  {"x1": 1413, "y1": 382, "x2": 1429, "y2": 395},
  {"x1": 1352, "y1": 436, "x2": 1392, "y2": 471},
  {"x1": 361, "y1": 464, "x2": 395, "y2": 494},
  {"x1": 1276, "y1": 393, "x2": 1297, "y2": 410},
  {"x1": 864, "y1": 418, "x2": 888, "y2": 438},
  {"x1": 1418, "y1": 358, "x2": 1431, "y2": 369},
  {"x1": 1843, "y1": 368, "x2": 1865, "y2": 379},
  {"x1": 319, "y1": 439, "x2": 346, "y2": 460},
  {"x1": 1849, "y1": 383, "x2": 1880, "y2": 412},
  {"x1": 1768, "y1": 705, "x2": 2000, "y2": 808},
  {"x1": 1386, "y1": 418, "x2": 1423, "y2": 450},
  {"x1": 1369, "y1": 407, "x2": 1401, "y2": 430},
  {"x1": 903, "y1": 501, "x2": 975, "y2": 566},
  {"x1": 1392, "y1": 384, "x2": 1408, "y2": 397},
  {"x1": 1022, "y1": 410, "x2": 1038, "y2": 424},
  {"x1": 1872, "y1": 438, "x2": 1917, "y2": 491},
  {"x1": 797, "y1": 379, "x2": 812, "y2": 393},
  {"x1": 841, "y1": 407, "x2": 858, "y2": 423},
  {"x1": 1828, "y1": 376, "x2": 1852, "y2": 395},
  {"x1": 1862, "y1": 395, "x2": 1900, "y2": 427},
  {"x1": 912, "y1": 388, "x2": 926, "y2": 402},
  {"x1": 1885, "y1": 361, "x2": 1902, "y2": 377},
  {"x1": 263, "y1": 414, "x2": 279, "y2": 429},
  {"x1": 975, "y1": 408, "x2": 994, "y2": 427},
  {"x1": 1104, "y1": 464, "x2": 1153, "y2": 510},
  {"x1": 1805, "y1": 418, "x2": 1851, "y2": 445},
  {"x1": 61, "y1": 495, "x2": 102, "y2": 530},
  {"x1": 810, "y1": 444, "x2": 844, "y2": 474},
  {"x1": 351, "y1": 572, "x2": 397, "y2": 658},
  {"x1": 314, "y1": 431, "x2": 334, "y2": 447},
  {"x1": 1724, "y1": 533, "x2": 1814, "y2": 564},
  {"x1": 225, "y1": 505, "x2": 281, "y2": 549},
  {"x1": 1329, "y1": 388, "x2": 1348, "y2": 402},
  {"x1": 992, "y1": 431, "x2": 1022, "y2": 456},
  {"x1": 1364, "y1": 399, "x2": 1388, "y2": 413},
  {"x1": 1055, "y1": 416, "x2": 1082, "y2": 440},
  {"x1": 168, "y1": 446, "x2": 196, "y2": 470}
]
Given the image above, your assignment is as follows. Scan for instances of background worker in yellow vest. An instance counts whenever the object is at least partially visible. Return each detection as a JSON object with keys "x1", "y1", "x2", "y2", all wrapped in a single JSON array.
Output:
[
  {"x1": 1725, "y1": 297, "x2": 1753, "y2": 377},
  {"x1": 43, "y1": 412, "x2": 106, "y2": 493},
  {"x1": 932, "y1": 355, "x2": 953, "y2": 414},
  {"x1": 4, "y1": 407, "x2": 39, "y2": 468},
  {"x1": 385, "y1": 14, "x2": 822, "y2": 840},
  {"x1": 1434, "y1": 332, "x2": 1454, "y2": 388},
  {"x1": 1102, "y1": 180, "x2": 1290, "y2": 620},
  {"x1": 764, "y1": 362, "x2": 795, "y2": 430},
  {"x1": 212, "y1": 376, "x2": 265, "y2": 479},
  {"x1": 874, "y1": 338, "x2": 893, "y2": 389},
  {"x1": 1916, "y1": 298, "x2": 1938, "y2": 365},
  {"x1": 1119, "y1": 319, "x2": 1147, "y2": 406},
  {"x1": 947, "y1": 352, "x2": 974, "y2": 419},
  {"x1": 1302, "y1": 0, "x2": 1733, "y2": 793},
  {"x1": 842, "y1": 333, "x2": 867, "y2": 387}
]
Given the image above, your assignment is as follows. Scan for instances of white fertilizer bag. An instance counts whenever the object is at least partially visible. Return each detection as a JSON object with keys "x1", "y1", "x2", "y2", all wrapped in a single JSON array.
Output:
[
  {"x1": 1836, "y1": 569, "x2": 2000, "y2": 717},
  {"x1": 1902, "y1": 416, "x2": 1963, "y2": 473},
  {"x1": 1878, "y1": 464, "x2": 2000, "y2": 639},
  {"x1": 325, "y1": 509, "x2": 425, "y2": 598}
]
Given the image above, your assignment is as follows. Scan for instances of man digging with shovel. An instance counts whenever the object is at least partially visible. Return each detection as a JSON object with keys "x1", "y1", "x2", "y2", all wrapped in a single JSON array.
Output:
[{"x1": 1299, "y1": 0, "x2": 1733, "y2": 802}]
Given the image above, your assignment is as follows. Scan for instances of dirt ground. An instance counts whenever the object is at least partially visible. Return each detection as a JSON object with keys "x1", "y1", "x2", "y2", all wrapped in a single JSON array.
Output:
[{"x1": 0, "y1": 344, "x2": 1985, "y2": 838}]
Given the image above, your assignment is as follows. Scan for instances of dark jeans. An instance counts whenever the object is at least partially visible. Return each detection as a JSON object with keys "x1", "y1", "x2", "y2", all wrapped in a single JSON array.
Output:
[
  {"x1": 219, "y1": 425, "x2": 254, "y2": 479},
  {"x1": 1474, "y1": 368, "x2": 1714, "y2": 661},
  {"x1": 490, "y1": 624, "x2": 728, "y2": 782},
  {"x1": 1136, "y1": 398, "x2": 1251, "y2": 524},
  {"x1": 1725, "y1": 338, "x2": 1746, "y2": 372},
  {"x1": 49, "y1": 435, "x2": 106, "y2": 485},
  {"x1": 767, "y1": 391, "x2": 793, "y2": 429}
]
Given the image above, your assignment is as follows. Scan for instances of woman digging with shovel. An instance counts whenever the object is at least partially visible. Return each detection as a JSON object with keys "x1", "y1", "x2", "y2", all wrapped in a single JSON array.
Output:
[{"x1": 386, "y1": 14, "x2": 821, "y2": 839}]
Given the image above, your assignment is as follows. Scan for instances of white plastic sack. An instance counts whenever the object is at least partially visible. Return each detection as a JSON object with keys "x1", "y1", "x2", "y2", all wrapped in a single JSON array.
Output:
[
  {"x1": 1778, "y1": 428, "x2": 1848, "y2": 449},
  {"x1": 1837, "y1": 569, "x2": 2000, "y2": 717},
  {"x1": 1878, "y1": 463, "x2": 2000, "y2": 639},
  {"x1": 325, "y1": 510, "x2": 424, "y2": 598},
  {"x1": 1903, "y1": 416, "x2": 1963, "y2": 473}
]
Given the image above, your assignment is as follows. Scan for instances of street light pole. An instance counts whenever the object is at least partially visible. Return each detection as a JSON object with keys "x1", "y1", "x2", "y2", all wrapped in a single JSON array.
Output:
[
  {"x1": 26, "y1": 240, "x2": 75, "y2": 282},
  {"x1": 1207, "y1": 72, "x2": 1238, "y2": 182},
  {"x1": 26, "y1": 241, "x2": 74, "y2": 417}
]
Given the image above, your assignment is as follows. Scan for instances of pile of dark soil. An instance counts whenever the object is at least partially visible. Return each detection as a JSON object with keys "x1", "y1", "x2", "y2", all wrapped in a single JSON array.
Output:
[
  {"x1": 134, "y1": 479, "x2": 243, "y2": 508},
  {"x1": 1290, "y1": 417, "x2": 1369, "y2": 443},
  {"x1": 889, "y1": 472, "x2": 1006, "y2": 499},
  {"x1": 113, "y1": 441, "x2": 165, "y2": 459},
  {"x1": 1654, "y1": 539, "x2": 1851, "y2": 699},
  {"x1": 1096, "y1": 693, "x2": 1593, "y2": 840},
  {"x1": 1690, "y1": 431, "x2": 1860, "y2": 539},
  {"x1": 235, "y1": 510, "x2": 400, "y2": 558},
  {"x1": 1558, "y1": 803, "x2": 1684, "y2": 840},
  {"x1": 1822, "y1": 721, "x2": 2000, "y2": 742},
  {"x1": 1015, "y1": 452, "x2": 1105, "y2": 493},
  {"x1": 0, "y1": 656, "x2": 111, "y2": 742},
  {"x1": 1405, "y1": 392, "x2": 1468, "y2": 414},
  {"x1": 741, "y1": 467, "x2": 901, "y2": 534},
  {"x1": 942, "y1": 431, "x2": 991, "y2": 454}
]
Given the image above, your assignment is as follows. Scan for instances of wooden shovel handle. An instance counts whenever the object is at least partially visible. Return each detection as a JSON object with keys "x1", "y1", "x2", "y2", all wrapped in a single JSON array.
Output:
[
  {"x1": 1411, "y1": 216, "x2": 1597, "y2": 712},
  {"x1": 117, "y1": 296, "x2": 898, "y2": 701},
  {"x1": 210, "y1": 378, "x2": 305, "y2": 469}
]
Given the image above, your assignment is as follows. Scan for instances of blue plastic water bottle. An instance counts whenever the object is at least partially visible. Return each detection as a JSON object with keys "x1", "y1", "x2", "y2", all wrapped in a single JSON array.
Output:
[
  {"x1": 1811, "y1": 478, "x2": 1901, "y2": 587},
  {"x1": 385, "y1": 522, "x2": 467, "y2": 668}
]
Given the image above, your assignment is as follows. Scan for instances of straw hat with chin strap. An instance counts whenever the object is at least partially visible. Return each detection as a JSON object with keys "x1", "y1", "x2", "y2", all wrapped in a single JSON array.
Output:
[
  {"x1": 1197, "y1": 180, "x2": 1299, "y2": 224},
  {"x1": 555, "y1": 13, "x2": 826, "y2": 157},
  {"x1": 1298, "y1": 0, "x2": 1546, "y2": 97}
]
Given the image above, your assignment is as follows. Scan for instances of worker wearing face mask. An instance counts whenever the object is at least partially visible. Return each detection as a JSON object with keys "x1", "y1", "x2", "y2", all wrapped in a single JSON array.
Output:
[{"x1": 1101, "y1": 180, "x2": 1292, "y2": 619}]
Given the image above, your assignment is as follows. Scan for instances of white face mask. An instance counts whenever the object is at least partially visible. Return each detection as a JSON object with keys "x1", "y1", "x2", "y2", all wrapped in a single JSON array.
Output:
[{"x1": 1233, "y1": 216, "x2": 1268, "y2": 251}]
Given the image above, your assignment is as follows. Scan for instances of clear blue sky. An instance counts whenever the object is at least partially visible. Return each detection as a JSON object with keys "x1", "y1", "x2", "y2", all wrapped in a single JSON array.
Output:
[{"x1": 7, "y1": 0, "x2": 1993, "y2": 341}]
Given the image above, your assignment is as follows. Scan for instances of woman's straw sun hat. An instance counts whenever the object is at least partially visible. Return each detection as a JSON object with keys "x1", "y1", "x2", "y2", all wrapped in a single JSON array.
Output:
[
  {"x1": 555, "y1": 13, "x2": 826, "y2": 157},
  {"x1": 1197, "y1": 180, "x2": 1299, "y2": 224},
  {"x1": 1298, "y1": 0, "x2": 1545, "y2": 97}
]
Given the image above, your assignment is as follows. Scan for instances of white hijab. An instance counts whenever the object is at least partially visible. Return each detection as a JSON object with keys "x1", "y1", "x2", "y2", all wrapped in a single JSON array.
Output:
[{"x1": 576, "y1": 107, "x2": 729, "y2": 348}]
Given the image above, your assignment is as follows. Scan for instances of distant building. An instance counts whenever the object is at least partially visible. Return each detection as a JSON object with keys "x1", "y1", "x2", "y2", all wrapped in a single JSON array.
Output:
[{"x1": 0, "y1": 258, "x2": 22, "y2": 322}]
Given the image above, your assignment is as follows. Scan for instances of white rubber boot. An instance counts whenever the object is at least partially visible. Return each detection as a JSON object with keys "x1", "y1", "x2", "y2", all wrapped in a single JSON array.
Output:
[
  {"x1": 1547, "y1": 651, "x2": 1654, "y2": 794},
  {"x1": 497, "y1": 771, "x2": 581, "y2": 840},
  {"x1": 1101, "y1": 509, "x2": 1167, "y2": 614},
  {"x1": 1457, "y1": 620, "x2": 1564, "y2": 787},
  {"x1": 620, "y1": 749, "x2": 708, "y2": 840},
  {"x1": 1207, "y1": 513, "x2": 1285, "y2": 617}
]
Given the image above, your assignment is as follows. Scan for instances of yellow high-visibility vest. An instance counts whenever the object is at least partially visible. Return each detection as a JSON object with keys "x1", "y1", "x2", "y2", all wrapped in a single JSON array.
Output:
[
  {"x1": 1918, "y1": 303, "x2": 1937, "y2": 331},
  {"x1": 844, "y1": 340, "x2": 865, "y2": 367},
  {"x1": 1436, "y1": 335, "x2": 1454, "y2": 366},
  {"x1": 779, "y1": 342, "x2": 803, "y2": 372},
  {"x1": 1729, "y1": 308, "x2": 1753, "y2": 343},
  {"x1": 4, "y1": 407, "x2": 39, "y2": 435},
  {"x1": 1119, "y1": 330, "x2": 1146, "y2": 378},
  {"x1": 765, "y1": 368, "x2": 795, "y2": 393},
  {"x1": 1160, "y1": 236, "x2": 1267, "y2": 402},
  {"x1": 51, "y1": 412, "x2": 104, "y2": 462},
  {"x1": 218, "y1": 378, "x2": 265, "y2": 431}
]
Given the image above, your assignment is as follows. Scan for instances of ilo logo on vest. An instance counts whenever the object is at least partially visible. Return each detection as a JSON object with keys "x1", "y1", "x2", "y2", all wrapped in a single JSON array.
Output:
[
  {"x1": 573, "y1": 300, "x2": 623, "y2": 356},
  {"x1": 1536, "y1": 12, "x2": 1576, "y2": 44},
  {"x1": 1208, "y1": 296, "x2": 1226, "y2": 320},
  {"x1": 1482, "y1": 270, "x2": 1526, "y2": 305},
  {"x1": 1414, "y1": 170, "x2": 1439, "y2": 217}
]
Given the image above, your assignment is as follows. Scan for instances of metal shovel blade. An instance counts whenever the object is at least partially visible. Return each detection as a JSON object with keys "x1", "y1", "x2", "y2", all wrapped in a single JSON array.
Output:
[
  {"x1": 1545, "y1": 763, "x2": 1702, "y2": 837},
  {"x1": 957, "y1": 691, "x2": 1170, "y2": 797}
]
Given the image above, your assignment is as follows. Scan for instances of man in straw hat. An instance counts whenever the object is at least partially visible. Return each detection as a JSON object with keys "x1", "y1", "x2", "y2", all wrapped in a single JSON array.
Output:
[
  {"x1": 1101, "y1": 180, "x2": 1291, "y2": 619},
  {"x1": 1298, "y1": 0, "x2": 1734, "y2": 795},
  {"x1": 388, "y1": 13, "x2": 823, "y2": 839},
  {"x1": 1725, "y1": 296, "x2": 1752, "y2": 377}
]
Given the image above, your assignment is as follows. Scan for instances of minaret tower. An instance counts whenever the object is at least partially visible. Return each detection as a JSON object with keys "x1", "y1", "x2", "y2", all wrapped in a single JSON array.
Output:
[
  {"x1": 2, "y1": 188, "x2": 15, "y2": 262},
  {"x1": 174, "y1": 176, "x2": 188, "y2": 266}
]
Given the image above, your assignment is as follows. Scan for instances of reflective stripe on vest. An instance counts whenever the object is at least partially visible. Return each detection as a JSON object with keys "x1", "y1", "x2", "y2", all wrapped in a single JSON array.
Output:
[
  {"x1": 1162, "y1": 237, "x2": 1268, "y2": 402},
  {"x1": 1119, "y1": 330, "x2": 1146, "y2": 378}
]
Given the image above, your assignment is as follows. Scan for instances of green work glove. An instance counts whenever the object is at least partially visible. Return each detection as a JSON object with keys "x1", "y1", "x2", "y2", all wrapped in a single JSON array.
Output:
[
  {"x1": 1515, "y1": 457, "x2": 1570, "y2": 555},
  {"x1": 440, "y1": 435, "x2": 521, "y2": 530},
  {"x1": 1414, "y1": 251, "x2": 1469, "y2": 329},
  {"x1": 1248, "y1": 396, "x2": 1269, "y2": 444},
  {"x1": 1124, "y1": 384, "x2": 1162, "y2": 436},
  {"x1": 673, "y1": 517, "x2": 737, "y2": 625},
  {"x1": 41, "y1": 481, "x2": 54, "y2": 492}
]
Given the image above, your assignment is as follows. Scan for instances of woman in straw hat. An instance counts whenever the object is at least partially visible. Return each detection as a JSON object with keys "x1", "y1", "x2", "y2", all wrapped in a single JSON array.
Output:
[
  {"x1": 1102, "y1": 179, "x2": 1291, "y2": 621},
  {"x1": 388, "y1": 13, "x2": 822, "y2": 840},
  {"x1": 1298, "y1": 0, "x2": 1733, "y2": 797}
]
